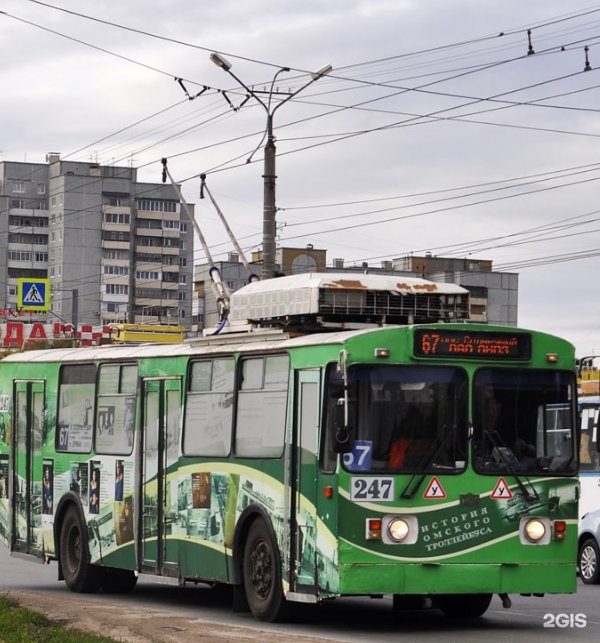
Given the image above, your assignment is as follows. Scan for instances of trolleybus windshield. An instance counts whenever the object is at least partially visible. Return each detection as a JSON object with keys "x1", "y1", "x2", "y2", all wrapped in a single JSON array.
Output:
[
  {"x1": 325, "y1": 364, "x2": 468, "y2": 474},
  {"x1": 472, "y1": 368, "x2": 576, "y2": 476}
]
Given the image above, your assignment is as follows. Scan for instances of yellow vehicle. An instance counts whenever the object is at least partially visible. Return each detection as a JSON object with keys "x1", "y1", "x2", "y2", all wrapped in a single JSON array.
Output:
[{"x1": 110, "y1": 323, "x2": 185, "y2": 344}]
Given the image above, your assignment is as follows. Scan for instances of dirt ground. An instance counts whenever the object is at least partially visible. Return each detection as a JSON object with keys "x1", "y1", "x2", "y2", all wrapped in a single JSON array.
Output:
[{"x1": 8, "y1": 589, "x2": 333, "y2": 643}]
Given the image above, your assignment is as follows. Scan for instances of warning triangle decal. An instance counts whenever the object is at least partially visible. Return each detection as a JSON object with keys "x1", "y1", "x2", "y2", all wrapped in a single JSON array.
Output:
[
  {"x1": 423, "y1": 476, "x2": 446, "y2": 499},
  {"x1": 491, "y1": 477, "x2": 513, "y2": 500}
]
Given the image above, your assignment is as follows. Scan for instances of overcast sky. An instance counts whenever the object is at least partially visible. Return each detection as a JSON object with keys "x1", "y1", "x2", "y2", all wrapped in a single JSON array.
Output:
[{"x1": 2, "y1": 0, "x2": 600, "y2": 356}]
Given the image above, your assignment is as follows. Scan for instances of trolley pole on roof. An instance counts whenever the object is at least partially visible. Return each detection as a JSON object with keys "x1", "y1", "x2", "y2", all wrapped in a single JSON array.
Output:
[
  {"x1": 161, "y1": 159, "x2": 231, "y2": 325},
  {"x1": 210, "y1": 53, "x2": 332, "y2": 279}
]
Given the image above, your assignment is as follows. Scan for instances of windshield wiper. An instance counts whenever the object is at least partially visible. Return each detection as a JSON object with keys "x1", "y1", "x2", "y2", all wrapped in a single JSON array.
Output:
[
  {"x1": 401, "y1": 424, "x2": 457, "y2": 499},
  {"x1": 484, "y1": 430, "x2": 540, "y2": 503}
]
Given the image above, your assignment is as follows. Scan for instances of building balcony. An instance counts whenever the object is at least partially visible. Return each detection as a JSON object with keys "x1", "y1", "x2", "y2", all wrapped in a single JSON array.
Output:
[
  {"x1": 102, "y1": 205, "x2": 131, "y2": 215},
  {"x1": 102, "y1": 240, "x2": 130, "y2": 250},
  {"x1": 135, "y1": 227, "x2": 164, "y2": 237}
]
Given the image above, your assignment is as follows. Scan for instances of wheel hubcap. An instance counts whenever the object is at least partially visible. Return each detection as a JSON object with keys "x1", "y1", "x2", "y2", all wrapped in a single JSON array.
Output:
[
  {"x1": 250, "y1": 539, "x2": 272, "y2": 600},
  {"x1": 67, "y1": 525, "x2": 81, "y2": 573},
  {"x1": 580, "y1": 545, "x2": 597, "y2": 580}
]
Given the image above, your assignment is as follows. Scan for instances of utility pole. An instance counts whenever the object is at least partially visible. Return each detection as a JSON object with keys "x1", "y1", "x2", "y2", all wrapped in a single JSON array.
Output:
[
  {"x1": 263, "y1": 111, "x2": 276, "y2": 279},
  {"x1": 210, "y1": 53, "x2": 332, "y2": 279},
  {"x1": 71, "y1": 289, "x2": 78, "y2": 347}
]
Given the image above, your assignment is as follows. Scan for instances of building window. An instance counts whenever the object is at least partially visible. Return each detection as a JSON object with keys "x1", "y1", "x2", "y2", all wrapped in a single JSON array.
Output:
[
  {"x1": 106, "y1": 195, "x2": 129, "y2": 206},
  {"x1": 104, "y1": 266, "x2": 129, "y2": 276},
  {"x1": 106, "y1": 284, "x2": 129, "y2": 295},
  {"x1": 104, "y1": 249, "x2": 129, "y2": 260},
  {"x1": 8, "y1": 233, "x2": 48, "y2": 245},
  {"x1": 8, "y1": 250, "x2": 32, "y2": 261},
  {"x1": 102, "y1": 231, "x2": 130, "y2": 242},
  {"x1": 13, "y1": 181, "x2": 25, "y2": 193},
  {"x1": 37, "y1": 183, "x2": 46, "y2": 195},
  {"x1": 104, "y1": 212, "x2": 130, "y2": 224},
  {"x1": 137, "y1": 199, "x2": 178, "y2": 213}
]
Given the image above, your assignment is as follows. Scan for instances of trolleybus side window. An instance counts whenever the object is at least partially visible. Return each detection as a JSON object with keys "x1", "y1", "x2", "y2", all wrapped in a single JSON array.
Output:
[
  {"x1": 95, "y1": 363, "x2": 138, "y2": 455},
  {"x1": 235, "y1": 355, "x2": 289, "y2": 458},
  {"x1": 184, "y1": 357, "x2": 235, "y2": 456},
  {"x1": 56, "y1": 364, "x2": 96, "y2": 453},
  {"x1": 473, "y1": 369, "x2": 576, "y2": 475}
]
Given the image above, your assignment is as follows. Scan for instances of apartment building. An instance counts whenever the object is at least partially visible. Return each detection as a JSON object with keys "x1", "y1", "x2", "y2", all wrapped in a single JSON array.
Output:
[{"x1": 0, "y1": 155, "x2": 193, "y2": 326}]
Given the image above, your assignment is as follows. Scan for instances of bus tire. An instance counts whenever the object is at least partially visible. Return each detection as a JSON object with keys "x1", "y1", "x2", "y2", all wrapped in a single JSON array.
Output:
[
  {"x1": 435, "y1": 593, "x2": 492, "y2": 618},
  {"x1": 102, "y1": 568, "x2": 138, "y2": 593},
  {"x1": 59, "y1": 505, "x2": 102, "y2": 593},
  {"x1": 242, "y1": 519, "x2": 287, "y2": 622},
  {"x1": 579, "y1": 538, "x2": 600, "y2": 584}
]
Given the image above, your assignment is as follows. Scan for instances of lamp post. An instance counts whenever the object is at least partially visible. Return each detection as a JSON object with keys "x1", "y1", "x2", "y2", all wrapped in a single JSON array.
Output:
[{"x1": 210, "y1": 53, "x2": 332, "y2": 279}]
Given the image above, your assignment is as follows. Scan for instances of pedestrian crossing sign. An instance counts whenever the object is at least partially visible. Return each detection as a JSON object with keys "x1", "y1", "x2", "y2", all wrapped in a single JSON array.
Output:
[{"x1": 17, "y1": 278, "x2": 50, "y2": 312}]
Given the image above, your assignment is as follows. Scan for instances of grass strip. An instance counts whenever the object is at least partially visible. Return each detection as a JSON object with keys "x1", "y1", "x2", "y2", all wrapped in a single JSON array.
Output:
[{"x1": 0, "y1": 594, "x2": 118, "y2": 643}]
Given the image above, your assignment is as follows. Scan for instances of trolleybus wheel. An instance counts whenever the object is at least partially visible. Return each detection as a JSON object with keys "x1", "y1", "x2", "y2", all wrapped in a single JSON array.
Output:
[
  {"x1": 59, "y1": 505, "x2": 102, "y2": 593},
  {"x1": 435, "y1": 593, "x2": 492, "y2": 618},
  {"x1": 579, "y1": 538, "x2": 600, "y2": 584},
  {"x1": 242, "y1": 519, "x2": 286, "y2": 622},
  {"x1": 102, "y1": 568, "x2": 138, "y2": 593}
]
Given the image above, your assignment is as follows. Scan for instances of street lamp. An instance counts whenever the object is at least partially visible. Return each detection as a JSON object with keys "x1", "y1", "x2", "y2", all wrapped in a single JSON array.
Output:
[{"x1": 211, "y1": 53, "x2": 332, "y2": 279}]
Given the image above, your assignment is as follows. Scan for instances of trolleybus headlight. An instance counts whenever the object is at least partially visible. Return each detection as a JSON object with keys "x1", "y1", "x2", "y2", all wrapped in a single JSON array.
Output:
[
  {"x1": 380, "y1": 515, "x2": 418, "y2": 545},
  {"x1": 388, "y1": 518, "x2": 410, "y2": 542},
  {"x1": 525, "y1": 519, "x2": 546, "y2": 542},
  {"x1": 520, "y1": 516, "x2": 551, "y2": 545}
]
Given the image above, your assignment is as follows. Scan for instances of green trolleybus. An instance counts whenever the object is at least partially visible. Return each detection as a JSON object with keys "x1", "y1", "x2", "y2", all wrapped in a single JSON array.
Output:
[{"x1": 0, "y1": 274, "x2": 580, "y2": 621}]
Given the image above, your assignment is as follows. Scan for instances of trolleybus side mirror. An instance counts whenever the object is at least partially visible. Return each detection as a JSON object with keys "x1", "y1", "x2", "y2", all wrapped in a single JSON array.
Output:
[
  {"x1": 333, "y1": 399, "x2": 352, "y2": 453},
  {"x1": 334, "y1": 349, "x2": 353, "y2": 453}
]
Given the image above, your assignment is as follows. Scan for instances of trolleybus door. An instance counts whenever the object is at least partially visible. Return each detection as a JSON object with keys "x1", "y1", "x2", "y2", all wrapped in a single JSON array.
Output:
[
  {"x1": 11, "y1": 380, "x2": 45, "y2": 556},
  {"x1": 290, "y1": 369, "x2": 322, "y2": 595},
  {"x1": 139, "y1": 377, "x2": 182, "y2": 575}
]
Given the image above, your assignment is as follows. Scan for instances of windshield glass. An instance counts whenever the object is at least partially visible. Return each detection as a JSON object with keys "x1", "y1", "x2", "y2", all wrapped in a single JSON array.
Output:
[
  {"x1": 326, "y1": 364, "x2": 468, "y2": 474},
  {"x1": 473, "y1": 368, "x2": 577, "y2": 475}
]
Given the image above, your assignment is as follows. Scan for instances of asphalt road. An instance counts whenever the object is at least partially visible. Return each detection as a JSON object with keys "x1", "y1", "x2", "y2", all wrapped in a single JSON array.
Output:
[{"x1": 0, "y1": 546, "x2": 598, "y2": 642}]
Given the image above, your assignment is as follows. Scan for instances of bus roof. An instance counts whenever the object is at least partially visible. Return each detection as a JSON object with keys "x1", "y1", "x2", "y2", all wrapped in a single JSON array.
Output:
[
  {"x1": 0, "y1": 327, "x2": 375, "y2": 363},
  {"x1": 0, "y1": 322, "x2": 569, "y2": 365}
]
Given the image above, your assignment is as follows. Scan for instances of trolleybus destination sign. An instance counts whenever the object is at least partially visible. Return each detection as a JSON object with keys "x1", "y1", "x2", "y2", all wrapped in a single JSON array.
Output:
[{"x1": 413, "y1": 328, "x2": 532, "y2": 360}]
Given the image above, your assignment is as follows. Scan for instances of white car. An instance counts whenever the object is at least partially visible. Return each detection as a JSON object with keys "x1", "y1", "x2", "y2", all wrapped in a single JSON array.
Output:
[{"x1": 578, "y1": 509, "x2": 600, "y2": 584}]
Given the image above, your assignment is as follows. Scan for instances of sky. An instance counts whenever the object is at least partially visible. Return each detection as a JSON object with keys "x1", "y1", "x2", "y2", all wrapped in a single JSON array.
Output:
[{"x1": 2, "y1": 0, "x2": 600, "y2": 357}]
